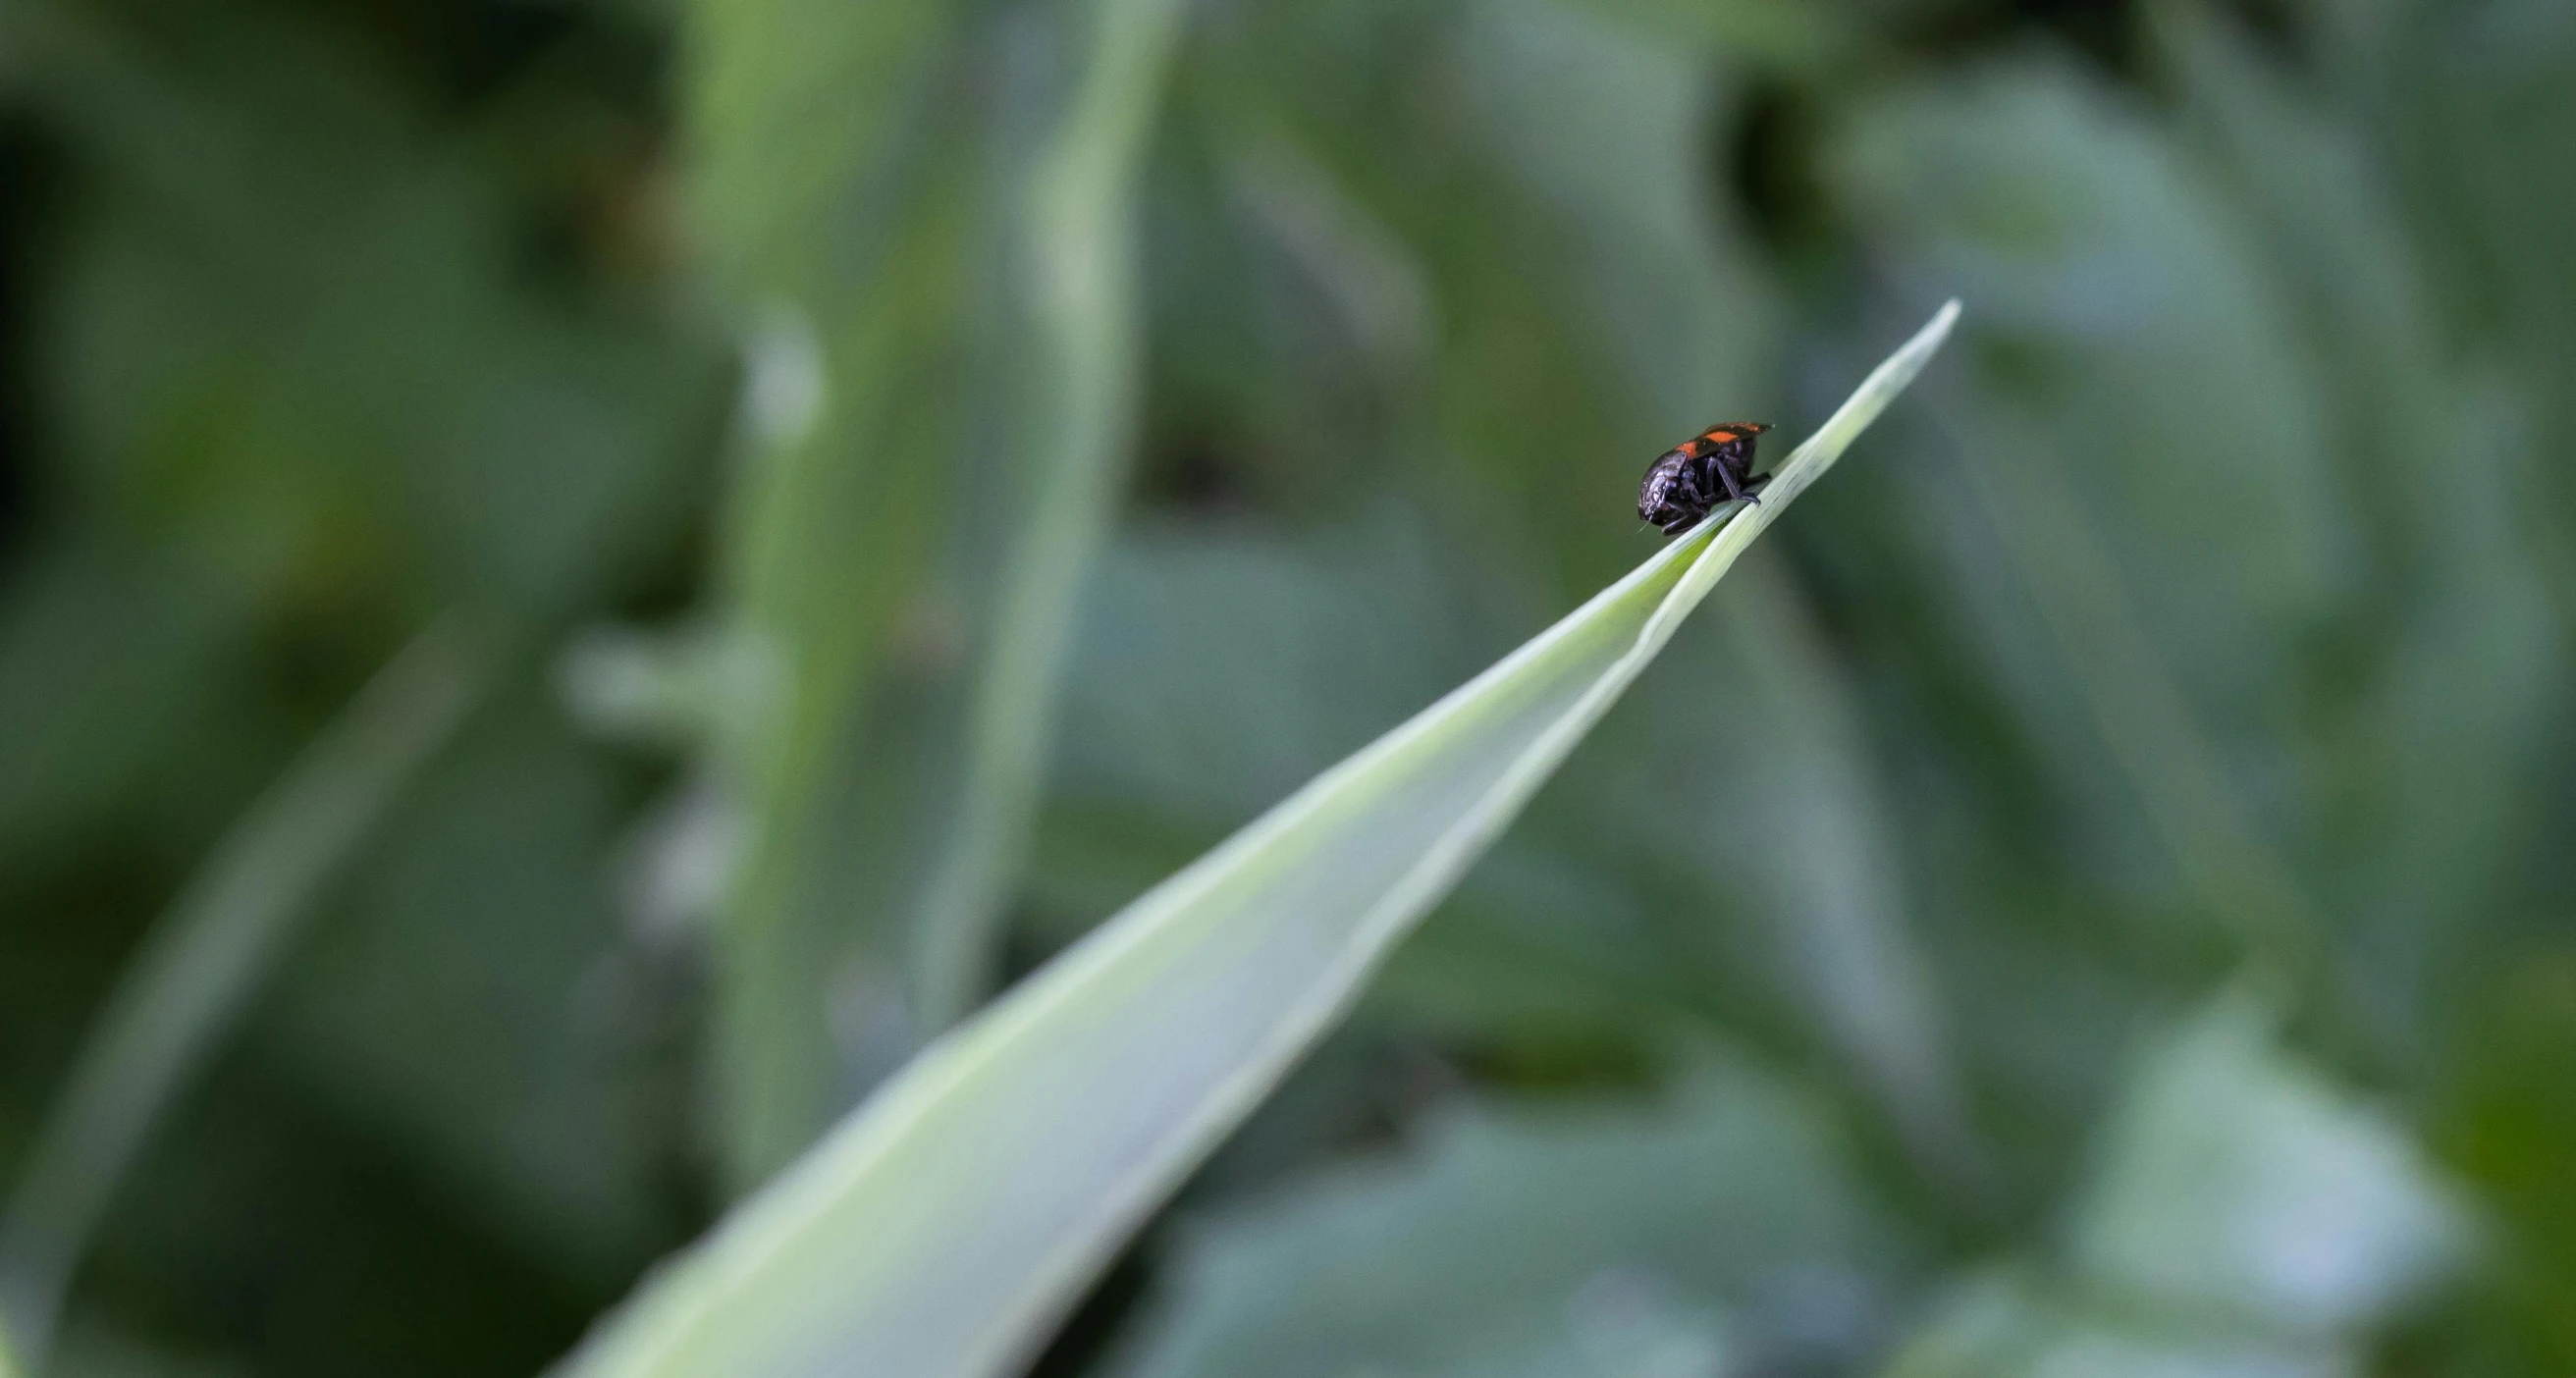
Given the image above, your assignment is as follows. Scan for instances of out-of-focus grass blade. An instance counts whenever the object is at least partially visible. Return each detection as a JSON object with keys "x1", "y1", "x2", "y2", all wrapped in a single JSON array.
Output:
[
  {"x1": 2157, "y1": 1, "x2": 2560, "y2": 1058},
  {"x1": 0, "y1": 621, "x2": 488, "y2": 1366},
  {"x1": 687, "y1": 0, "x2": 988, "y2": 1188},
  {"x1": 1705, "y1": 556, "x2": 1984, "y2": 1193},
  {"x1": 688, "y1": 0, "x2": 1185, "y2": 1188},
  {"x1": 1829, "y1": 65, "x2": 2337, "y2": 976},
  {"x1": 549, "y1": 302, "x2": 1957, "y2": 1378},
  {"x1": 906, "y1": 0, "x2": 1189, "y2": 1034}
]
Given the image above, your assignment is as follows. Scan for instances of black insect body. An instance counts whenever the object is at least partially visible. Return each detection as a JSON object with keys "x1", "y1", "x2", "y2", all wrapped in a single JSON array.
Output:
[{"x1": 1637, "y1": 422, "x2": 1772, "y2": 535}]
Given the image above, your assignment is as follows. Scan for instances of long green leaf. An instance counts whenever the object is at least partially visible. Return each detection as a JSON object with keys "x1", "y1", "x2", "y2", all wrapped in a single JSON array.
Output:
[
  {"x1": 0, "y1": 621, "x2": 488, "y2": 1366},
  {"x1": 690, "y1": 0, "x2": 1186, "y2": 1188},
  {"x1": 552, "y1": 301, "x2": 1959, "y2": 1378},
  {"x1": 907, "y1": 0, "x2": 1190, "y2": 1033},
  {"x1": 689, "y1": 0, "x2": 987, "y2": 1187}
]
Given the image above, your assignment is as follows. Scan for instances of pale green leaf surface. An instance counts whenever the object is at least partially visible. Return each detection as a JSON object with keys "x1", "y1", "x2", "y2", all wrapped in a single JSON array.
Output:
[
  {"x1": 1110, "y1": 1060, "x2": 1905, "y2": 1378},
  {"x1": 1035, "y1": 510, "x2": 1724, "y2": 1059},
  {"x1": 1884, "y1": 989, "x2": 2471, "y2": 1378},
  {"x1": 2070, "y1": 991, "x2": 2473, "y2": 1335},
  {"x1": 550, "y1": 302, "x2": 1957, "y2": 1378}
]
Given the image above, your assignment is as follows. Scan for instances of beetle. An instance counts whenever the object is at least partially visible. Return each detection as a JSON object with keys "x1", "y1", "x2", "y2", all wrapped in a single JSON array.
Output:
[{"x1": 1637, "y1": 421, "x2": 1772, "y2": 535}]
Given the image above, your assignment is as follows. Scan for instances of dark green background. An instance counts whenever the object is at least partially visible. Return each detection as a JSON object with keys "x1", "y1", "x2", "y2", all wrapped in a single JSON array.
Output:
[{"x1": 3, "y1": 0, "x2": 2572, "y2": 1373}]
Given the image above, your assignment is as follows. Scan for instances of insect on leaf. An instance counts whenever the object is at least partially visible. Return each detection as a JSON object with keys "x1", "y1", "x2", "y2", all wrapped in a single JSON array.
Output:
[{"x1": 548, "y1": 301, "x2": 1960, "y2": 1378}]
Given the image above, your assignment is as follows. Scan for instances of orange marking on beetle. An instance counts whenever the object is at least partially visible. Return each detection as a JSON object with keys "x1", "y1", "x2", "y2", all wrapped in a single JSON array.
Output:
[{"x1": 1639, "y1": 420, "x2": 1775, "y2": 536}]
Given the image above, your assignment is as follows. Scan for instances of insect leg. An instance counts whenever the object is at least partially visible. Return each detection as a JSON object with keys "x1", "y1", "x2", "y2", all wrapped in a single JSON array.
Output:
[
  {"x1": 1711, "y1": 454, "x2": 1760, "y2": 506},
  {"x1": 1681, "y1": 454, "x2": 1720, "y2": 507}
]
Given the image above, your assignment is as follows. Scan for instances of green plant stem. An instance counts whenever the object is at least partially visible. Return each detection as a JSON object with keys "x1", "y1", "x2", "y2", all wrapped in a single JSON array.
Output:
[
  {"x1": 909, "y1": 0, "x2": 1193, "y2": 1032},
  {"x1": 0, "y1": 620, "x2": 489, "y2": 1367}
]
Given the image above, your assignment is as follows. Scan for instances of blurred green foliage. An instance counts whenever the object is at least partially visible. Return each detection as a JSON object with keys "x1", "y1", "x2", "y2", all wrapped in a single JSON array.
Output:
[{"x1": 1, "y1": 0, "x2": 2571, "y2": 1374}]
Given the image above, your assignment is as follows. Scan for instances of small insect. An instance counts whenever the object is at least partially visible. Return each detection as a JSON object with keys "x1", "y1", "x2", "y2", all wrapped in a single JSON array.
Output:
[{"x1": 1637, "y1": 422, "x2": 1773, "y2": 535}]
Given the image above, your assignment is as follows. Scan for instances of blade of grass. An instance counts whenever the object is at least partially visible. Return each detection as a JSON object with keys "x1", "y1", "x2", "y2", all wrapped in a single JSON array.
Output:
[
  {"x1": 1930, "y1": 402, "x2": 2326, "y2": 980},
  {"x1": 1711, "y1": 554, "x2": 1987, "y2": 1199},
  {"x1": 696, "y1": 79, "x2": 984, "y2": 1191},
  {"x1": 907, "y1": 0, "x2": 1190, "y2": 1033},
  {"x1": 690, "y1": 0, "x2": 1187, "y2": 1186},
  {"x1": 688, "y1": 0, "x2": 998, "y2": 1191},
  {"x1": 0, "y1": 621, "x2": 489, "y2": 1367},
  {"x1": 551, "y1": 301, "x2": 1959, "y2": 1378}
]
